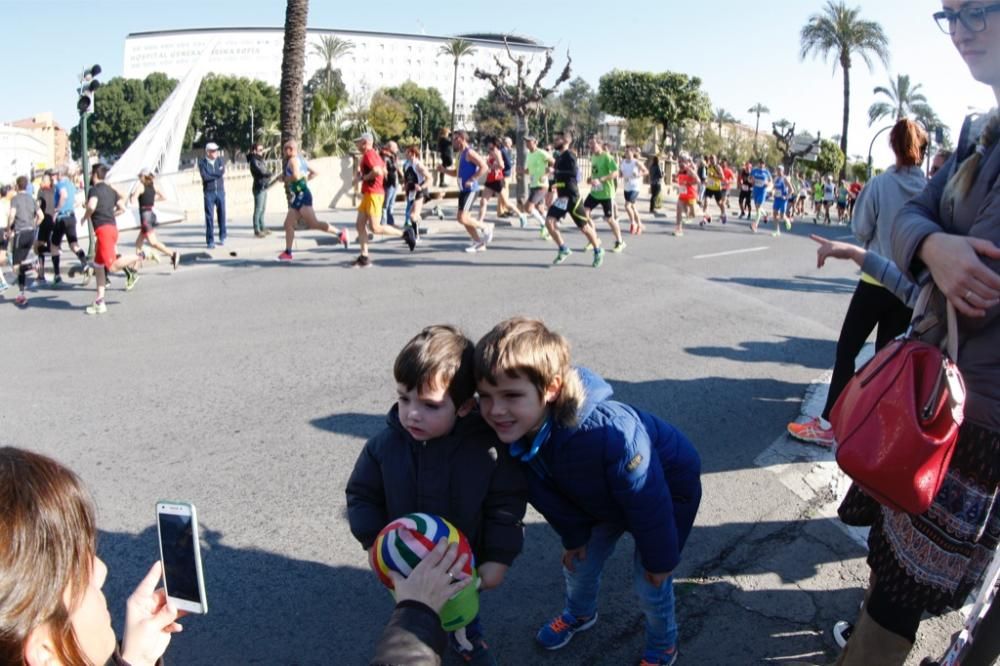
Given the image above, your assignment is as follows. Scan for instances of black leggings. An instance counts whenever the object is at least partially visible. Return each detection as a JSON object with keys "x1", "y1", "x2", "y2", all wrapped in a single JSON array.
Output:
[
  {"x1": 649, "y1": 183, "x2": 661, "y2": 212},
  {"x1": 822, "y1": 280, "x2": 913, "y2": 420}
]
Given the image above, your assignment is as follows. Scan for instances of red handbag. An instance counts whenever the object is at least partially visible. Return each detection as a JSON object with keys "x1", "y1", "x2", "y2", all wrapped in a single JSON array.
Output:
[{"x1": 831, "y1": 286, "x2": 966, "y2": 515}]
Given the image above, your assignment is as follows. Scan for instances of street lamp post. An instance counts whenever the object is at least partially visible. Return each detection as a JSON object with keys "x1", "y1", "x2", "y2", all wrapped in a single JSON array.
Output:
[
  {"x1": 867, "y1": 124, "x2": 894, "y2": 180},
  {"x1": 413, "y1": 103, "x2": 424, "y2": 160},
  {"x1": 249, "y1": 105, "x2": 255, "y2": 145},
  {"x1": 76, "y1": 64, "x2": 101, "y2": 258}
]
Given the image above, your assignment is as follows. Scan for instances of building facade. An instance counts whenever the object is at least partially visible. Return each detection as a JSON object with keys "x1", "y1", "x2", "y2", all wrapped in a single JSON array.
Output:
[
  {"x1": 0, "y1": 113, "x2": 69, "y2": 182},
  {"x1": 124, "y1": 28, "x2": 549, "y2": 130}
]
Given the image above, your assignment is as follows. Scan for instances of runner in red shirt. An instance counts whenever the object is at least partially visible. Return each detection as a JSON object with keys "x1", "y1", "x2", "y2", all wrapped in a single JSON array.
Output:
[
  {"x1": 353, "y1": 133, "x2": 413, "y2": 267},
  {"x1": 674, "y1": 153, "x2": 699, "y2": 237}
]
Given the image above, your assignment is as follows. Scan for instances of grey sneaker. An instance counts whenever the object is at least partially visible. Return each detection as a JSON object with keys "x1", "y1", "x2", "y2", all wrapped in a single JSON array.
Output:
[{"x1": 553, "y1": 247, "x2": 572, "y2": 265}]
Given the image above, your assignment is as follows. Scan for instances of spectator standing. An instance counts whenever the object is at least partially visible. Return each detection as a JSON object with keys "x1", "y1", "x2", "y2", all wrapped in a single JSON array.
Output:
[
  {"x1": 198, "y1": 142, "x2": 226, "y2": 248},
  {"x1": 648, "y1": 155, "x2": 663, "y2": 214},
  {"x1": 380, "y1": 141, "x2": 403, "y2": 227},
  {"x1": 248, "y1": 142, "x2": 273, "y2": 238}
]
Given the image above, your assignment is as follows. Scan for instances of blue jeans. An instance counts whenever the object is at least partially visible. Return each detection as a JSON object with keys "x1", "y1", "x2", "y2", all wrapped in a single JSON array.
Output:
[
  {"x1": 564, "y1": 523, "x2": 677, "y2": 653},
  {"x1": 382, "y1": 185, "x2": 397, "y2": 226},
  {"x1": 252, "y1": 189, "x2": 267, "y2": 234},
  {"x1": 203, "y1": 190, "x2": 227, "y2": 246}
]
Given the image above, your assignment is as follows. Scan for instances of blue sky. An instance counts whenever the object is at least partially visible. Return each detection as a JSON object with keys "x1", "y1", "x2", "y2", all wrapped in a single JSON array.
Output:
[{"x1": 5, "y1": 0, "x2": 996, "y2": 165}]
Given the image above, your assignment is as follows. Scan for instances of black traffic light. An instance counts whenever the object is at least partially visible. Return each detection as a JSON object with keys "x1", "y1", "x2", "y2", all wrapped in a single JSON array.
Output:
[{"x1": 77, "y1": 65, "x2": 102, "y2": 116}]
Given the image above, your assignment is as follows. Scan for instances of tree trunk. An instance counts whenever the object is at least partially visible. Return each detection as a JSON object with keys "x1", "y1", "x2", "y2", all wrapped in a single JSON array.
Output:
[
  {"x1": 450, "y1": 60, "x2": 459, "y2": 131},
  {"x1": 279, "y1": 0, "x2": 309, "y2": 146},
  {"x1": 840, "y1": 55, "x2": 851, "y2": 181},
  {"x1": 753, "y1": 114, "x2": 760, "y2": 154},
  {"x1": 515, "y1": 112, "x2": 527, "y2": 204}
]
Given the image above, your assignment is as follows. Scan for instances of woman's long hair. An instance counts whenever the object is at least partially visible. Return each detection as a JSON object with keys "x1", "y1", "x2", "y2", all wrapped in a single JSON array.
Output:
[
  {"x1": 889, "y1": 118, "x2": 928, "y2": 168},
  {"x1": 943, "y1": 112, "x2": 1000, "y2": 210},
  {"x1": 0, "y1": 447, "x2": 97, "y2": 664}
]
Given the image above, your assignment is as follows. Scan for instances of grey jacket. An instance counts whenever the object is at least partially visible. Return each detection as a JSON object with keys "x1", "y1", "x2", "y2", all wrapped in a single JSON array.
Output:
[
  {"x1": 852, "y1": 165, "x2": 927, "y2": 258},
  {"x1": 892, "y1": 114, "x2": 1000, "y2": 430}
]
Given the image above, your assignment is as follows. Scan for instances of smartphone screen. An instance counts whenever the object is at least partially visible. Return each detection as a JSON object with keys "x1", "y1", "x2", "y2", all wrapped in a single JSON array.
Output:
[{"x1": 156, "y1": 502, "x2": 207, "y2": 613}]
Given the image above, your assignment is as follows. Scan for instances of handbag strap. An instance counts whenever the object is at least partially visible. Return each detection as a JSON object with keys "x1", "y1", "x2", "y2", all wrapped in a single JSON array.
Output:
[{"x1": 909, "y1": 283, "x2": 960, "y2": 362}]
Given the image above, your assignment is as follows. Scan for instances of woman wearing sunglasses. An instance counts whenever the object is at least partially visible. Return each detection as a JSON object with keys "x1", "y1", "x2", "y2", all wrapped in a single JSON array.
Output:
[{"x1": 833, "y1": 3, "x2": 1000, "y2": 665}]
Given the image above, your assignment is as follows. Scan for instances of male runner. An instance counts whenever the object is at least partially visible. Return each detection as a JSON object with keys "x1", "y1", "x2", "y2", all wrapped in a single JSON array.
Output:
[
  {"x1": 51, "y1": 165, "x2": 88, "y2": 284},
  {"x1": 437, "y1": 130, "x2": 493, "y2": 253},
  {"x1": 545, "y1": 130, "x2": 604, "y2": 267},
  {"x1": 277, "y1": 139, "x2": 352, "y2": 262},
  {"x1": 620, "y1": 146, "x2": 648, "y2": 234},
  {"x1": 750, "y1": 160, "x2": 772, "y2": 233},
  {"x1": 6, "y1": 176, "x2": 41, "y2": 306},
  {"x1": 770, "y1": 165, "x2": 792, "y2": 237},
  {"x1": 353, "y1": 133, "x2": 414, "y2": 267},
  {"x1": 700, "y1": 154, "x2": 727, "y2": 225},
  {"x1": 34, "y1": 170, "x2": 56, "y2": 284},
  {"x1": 520, "y1": 135, "x2": 553, "y2": 235},
  {"x1": 738, "y1": 161, "x2": 753, "y2": 219},
  {"x1": 674, "y1": 153, "x2": 699, "y2": 237},
  {"x1": 584, "y1": 137, "x2": 625, "y2": 252}
]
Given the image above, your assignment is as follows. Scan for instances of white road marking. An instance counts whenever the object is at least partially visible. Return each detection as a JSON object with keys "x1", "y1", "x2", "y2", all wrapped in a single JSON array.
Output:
[{"x1": 693, "y1": 246, "x2": 770, "y2": 260}]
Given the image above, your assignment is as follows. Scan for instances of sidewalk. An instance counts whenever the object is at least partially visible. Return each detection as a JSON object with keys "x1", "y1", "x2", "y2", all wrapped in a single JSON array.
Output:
[{"x1": 124, "y1": 203, "x2": 467, "y2": 265}]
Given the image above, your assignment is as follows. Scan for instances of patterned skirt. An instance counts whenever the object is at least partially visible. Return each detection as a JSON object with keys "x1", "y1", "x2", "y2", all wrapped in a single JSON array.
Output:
[{"x1": 866, "y1": 422, "x2": 1000, "y2": 613}]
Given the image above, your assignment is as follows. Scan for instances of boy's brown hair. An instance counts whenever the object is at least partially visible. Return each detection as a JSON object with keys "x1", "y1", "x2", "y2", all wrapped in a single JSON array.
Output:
[
  {"x1": 394, "y1": 325, "x2": 475, "y2": 406},
  {"x1": 474, "y1": 317, "x2": 585, "y2": 427}
]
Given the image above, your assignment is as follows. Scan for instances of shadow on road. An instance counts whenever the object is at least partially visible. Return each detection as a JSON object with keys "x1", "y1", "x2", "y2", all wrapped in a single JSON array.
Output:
[
  {"x1": 684, "y1": 336, "x2": 836, "y2": 370},
  {"x1": 310, "y1": 411, "x2": 386, "y2": 440},
  {"x1": 709, "y1": 275, "x2": 856, "y2": 294}
]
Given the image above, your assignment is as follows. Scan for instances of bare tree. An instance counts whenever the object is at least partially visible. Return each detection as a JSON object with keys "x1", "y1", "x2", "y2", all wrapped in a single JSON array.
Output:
[
  {"x1": 772, "y1": 120, "x2": 821, "y2": 170},
  {"x1": 475, "y1": 40, "x2": 571, "y2": 203}
]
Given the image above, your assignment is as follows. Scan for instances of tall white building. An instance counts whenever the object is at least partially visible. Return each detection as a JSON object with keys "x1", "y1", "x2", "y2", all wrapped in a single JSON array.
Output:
[{"x1": 123, "y1": 28, "x2": 550, "y2": 129}]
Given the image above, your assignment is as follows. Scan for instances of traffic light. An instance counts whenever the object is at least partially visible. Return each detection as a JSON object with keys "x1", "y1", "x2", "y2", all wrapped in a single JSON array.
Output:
[{"x1": 77, "y1": 65, "x2": 102, "y2": 115}]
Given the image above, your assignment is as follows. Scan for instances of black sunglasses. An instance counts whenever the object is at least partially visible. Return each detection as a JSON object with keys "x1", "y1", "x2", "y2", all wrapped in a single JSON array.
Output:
[{"x1": 933, "y1": 2, "x2": 1000, "y2": 34}]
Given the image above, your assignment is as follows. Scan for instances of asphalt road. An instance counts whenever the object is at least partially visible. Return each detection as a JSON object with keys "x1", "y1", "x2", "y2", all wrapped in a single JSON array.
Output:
[{"x1": 1, "y1": 202, "x2": 961, "y2": 665}]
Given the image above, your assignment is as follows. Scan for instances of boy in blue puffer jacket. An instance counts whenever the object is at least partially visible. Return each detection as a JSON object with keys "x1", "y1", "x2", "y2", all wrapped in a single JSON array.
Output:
[{"x1": 474, "y1": 317, "x2": 702, "y2": 666}]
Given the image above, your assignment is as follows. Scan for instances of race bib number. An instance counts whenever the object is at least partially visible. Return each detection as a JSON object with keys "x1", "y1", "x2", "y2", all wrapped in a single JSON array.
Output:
[{"x1": 554, "y1": 197, "x2": 569, "y2": 210}]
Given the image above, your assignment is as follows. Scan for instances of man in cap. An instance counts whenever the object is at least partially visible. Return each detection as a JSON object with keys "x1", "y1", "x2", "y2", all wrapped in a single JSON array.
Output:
[{"x1": 198, "y1": 142, "x2": 227, "y2": 248}]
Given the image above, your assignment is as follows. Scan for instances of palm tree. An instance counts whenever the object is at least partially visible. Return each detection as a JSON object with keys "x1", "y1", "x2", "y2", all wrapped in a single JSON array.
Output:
[
  {"x1": 713, "y1": 107, "x2": 736, "y2": 136},
  {"x1": 311, "y1": 35, "x2": 353, "y2": 96},
  {"x1": 279, "y1": 0, "x2": 309, "y2": 145},
  {"x1": 747, "y1": 103, "x2": 770, "y2": 152},
  {"x1": 439, "y1": 38, "x2": 476, "y2": 130},
  {"x1": 867, "y1": 73, "x2": 932, "y2": 126},
  {"x1": 800, "y1": 0, "x2": 889, "y2": 178}
]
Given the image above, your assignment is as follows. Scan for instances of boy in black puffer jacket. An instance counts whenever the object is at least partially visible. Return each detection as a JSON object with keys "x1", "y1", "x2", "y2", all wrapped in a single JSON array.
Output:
[{"x1": 346, "y1": 325, "x2": 527, "y2": 666}]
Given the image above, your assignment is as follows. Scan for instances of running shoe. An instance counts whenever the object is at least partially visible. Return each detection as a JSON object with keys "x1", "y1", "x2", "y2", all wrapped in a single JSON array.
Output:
[
  {"x1": 35, "y1": 276, "x2": 48, "y2": 286},
  {"x1": 772, "y1": 230, "x2": 781, "y2": 238},
  {"x1": 278, "y1": 251, "x2": 294, "y2": 262},
  {"x1": 833, "y1": 621, "x2": 854, "y2": 649},
  {"x1": 352, "y1": 254, "x2": 371, "y2": 267},
  {"x1": 519, "y1": 213, "x2": 528, "y2": 228},
  {"x1": 0, "y1": 277, "x2": 7, "y2": 292},
  {"x1": 81, "y1": 265, "x2": 93, "y2": 287},
  {"x1": 15, "y1": 293, "x2": 27, "y2": 306},
  {"x1": 403, "y1": 226, "x2": 417, "y2": 252},
  {"x1": 592, "y1": 248, "x2": 605, "y2": 268},
  {"x1": 785, "y1": 218, "x2": 792, "y2": 231},
  {"x1": 464, "y1": 242, "x2": 487, "y2": 253},
  {"x1": 436, "y1": 206, "x2": 444, "y2": 220},
  {"x1": 787, "y1": 417, "x2": 836, "y2": 447},
  {"x1": 483, "y1": 223, "x2": 495, "y2": 245},
  {"x1": 85, "y1": 300, "x2": 107, "y2": 315},
  {"x1": 553, "y1": 247, "x2": 572, "y2": 265},
  {"x1": 640, "y1": 648, "x2": 678, "y2": 666},
  {"x1": 147, "y1": 250, "x2": 161, "y2": 264},
  {"x1": 540, "y1": 226, "x2": 550, "y2": 240},
  {"x1": 171, "y1": 252, "x2": 180, "y2": 270},
  {"x1": 612, "y1": 240, "x2": 626, "y2": 253},
  {"x1": 672, "y1": 230, "x2": 684, "y2": 237},
  {"x1": 536, "y1": 612, "x2": 598, "y2": 650},
  {"x1": 124, "y1": 267, "x2": 139, "y2": 292},
  {"x1": 584, "y1": 242, "x2": 594, "y2": 251},
  {"x1": 338, "y1": 229, "x2": 350, "y2": 248},
  {"x1": 750, "y1": 222, "x2": 758, "y2": 233},
  {"x1": 53, "y1": 275, "x2": 63, "y2": 285}
]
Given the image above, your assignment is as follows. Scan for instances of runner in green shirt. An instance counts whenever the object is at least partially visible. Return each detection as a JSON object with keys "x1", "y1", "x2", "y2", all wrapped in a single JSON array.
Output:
[
  {"x1": 520, "y1": 135, "x2": 554, "y2": 234},
  {"x1": 583, "y1": 137, "x2": 625, "y2": 252}
]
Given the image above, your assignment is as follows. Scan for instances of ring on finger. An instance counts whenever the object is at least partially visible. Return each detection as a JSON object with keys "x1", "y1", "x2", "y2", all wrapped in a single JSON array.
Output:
[
  {"x1": 447, "y1": 571, "x2": 456, "y2": 580},
  {"x1": 966, "y1": 289, "x2": 973, "y2": 300}
]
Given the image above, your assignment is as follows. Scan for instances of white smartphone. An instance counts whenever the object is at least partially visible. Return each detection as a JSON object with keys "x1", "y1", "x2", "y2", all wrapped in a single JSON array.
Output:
[{"x1": 156, "y1": 501, "x2": 208, "y2": 614}]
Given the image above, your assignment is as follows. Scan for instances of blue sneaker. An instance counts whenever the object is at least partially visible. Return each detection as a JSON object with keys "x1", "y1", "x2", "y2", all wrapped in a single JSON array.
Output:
[
  {"x1": 640, "y1": 648, "x2": 678, "y2": 666},
  {"x1": 449, "y1": 619, "x2": 497, "y2": 666},
  {"x1": 536, "y1": 611, "x2": 597, "y2": 650}
]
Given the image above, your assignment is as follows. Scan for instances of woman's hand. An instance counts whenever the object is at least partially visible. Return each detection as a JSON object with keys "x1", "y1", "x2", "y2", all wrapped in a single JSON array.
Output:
[
  {"x1": 810, "y1": 234, "x2": 865, "y2": 269},
  {"x1": 561, "y1": 546, "x2": 587, "y2": 572},
  {"x1": 919, "y1": 232, "x2": 1000, "y2": 317},
  {"x1": 121, "y1": 561, "x2": 183, "y2": 666},
  {"x1": 389, "y1": 539, "x2": 472, "y2": 614}
]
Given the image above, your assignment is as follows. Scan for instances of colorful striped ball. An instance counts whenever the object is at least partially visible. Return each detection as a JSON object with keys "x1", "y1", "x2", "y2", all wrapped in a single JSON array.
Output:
[{"x1": 370, "y1": 513, "x2": 476, "y2": 589}]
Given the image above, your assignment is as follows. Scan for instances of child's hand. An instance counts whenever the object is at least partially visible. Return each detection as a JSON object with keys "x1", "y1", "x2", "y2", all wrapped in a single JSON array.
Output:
[
  {"x1": 643, "y1": 570, "x2": 672, "y2": 588},
  {"x1": 561, "y1": 546, "x2": 587, "y2": 572},
  {"x1": 477, "y1": 562, "x2": 508, "y2": 590}
]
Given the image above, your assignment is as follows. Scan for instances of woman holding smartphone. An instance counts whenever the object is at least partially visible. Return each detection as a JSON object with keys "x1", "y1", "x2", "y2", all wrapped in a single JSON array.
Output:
[{"x1": 0, "y1": 446, "x2": 182, "y2": 665}]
